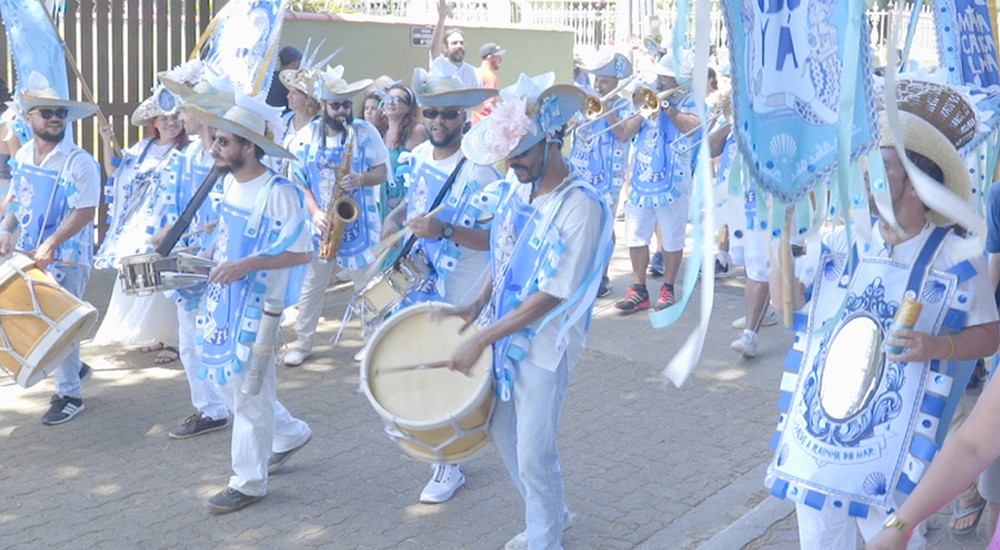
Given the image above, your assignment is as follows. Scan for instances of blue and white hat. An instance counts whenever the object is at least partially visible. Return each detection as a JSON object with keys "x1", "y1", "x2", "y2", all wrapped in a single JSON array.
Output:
[
  {"x1": 461, "y1": 72, "x2": 586, "y2": 165},
  {"x1": 412, "y1": 62, "x2": 497, "y2": 109},
  {"x1": 581, "y1": 52, "x2": 632, "y2": 79}
]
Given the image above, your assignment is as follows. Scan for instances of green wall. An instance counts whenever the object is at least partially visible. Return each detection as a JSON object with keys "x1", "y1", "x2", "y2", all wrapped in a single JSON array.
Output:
[{"x1": 280, "y1": 14, "x2": 575, "y2": 90}]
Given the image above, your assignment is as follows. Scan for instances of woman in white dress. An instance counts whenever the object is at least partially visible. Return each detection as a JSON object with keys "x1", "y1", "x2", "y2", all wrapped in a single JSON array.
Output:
[{"x1": 93, "y1": 87, "x2": 189, "y2": 363}]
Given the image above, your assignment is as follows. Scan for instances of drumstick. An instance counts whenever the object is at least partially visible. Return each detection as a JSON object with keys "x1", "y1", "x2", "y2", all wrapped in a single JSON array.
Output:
[
  {"x1": 375, "y1": 360, "x2": 451, "y2": 375},
  {"x1": 13, "y1": 249, "x2": 86, "y2": 269},
  {"x1": 374, "y1": 204, "x2": 448, "y2": 256}
]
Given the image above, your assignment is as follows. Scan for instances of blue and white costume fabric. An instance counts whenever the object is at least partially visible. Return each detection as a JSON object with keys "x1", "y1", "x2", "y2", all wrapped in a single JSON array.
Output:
[
  {"x1": 289, "y1": 118, "x2": 388, "y2": 270},
  {"x1": 94, "y1": 138, "x2": 179, "y2": 267},
  {"x1": 10, "y1": 138, "x2": 100, "y2": 275},
  {"x1": 196, "y1": 170, "x2": 312, "y2": 498},
  {"x1": 628, "y1": 92, "x2": 698, "y2": 208},
  {"x1": 767, "y1": 223, "x2": 997, "y2": 522},
  {"x1": 9, "y1": 137, "x2": 99, "y2": 399},
  {"x1": 485, "y1": 173, "x2": 613, "y2": 550},
  {"x1": 399, "y1": 141, "x2": 501, "y2": 304},
  {"x1": 568, "y1": 96, "x2": 632, "y2": 205},
  {"x1": 488, "y1": 174, "x2": 614, "y2": 399},
  {"x1": 198, "y1": 172, "x2": 309, "y2": 384}
]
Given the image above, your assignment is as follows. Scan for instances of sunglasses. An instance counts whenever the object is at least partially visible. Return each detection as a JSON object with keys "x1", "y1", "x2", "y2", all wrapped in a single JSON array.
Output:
[
  {"x1": 35, "y1": 108, "x2": 69, "y2": 120},
  {"x1": 326, "y1": 100, "x2": 352, "y2": 110},
  {"x1": 383, "y1": 96, "x2": 410, "y2": 105},
  {"x1": 422, "y1": 109, "x2": 462, "y2": 120}
]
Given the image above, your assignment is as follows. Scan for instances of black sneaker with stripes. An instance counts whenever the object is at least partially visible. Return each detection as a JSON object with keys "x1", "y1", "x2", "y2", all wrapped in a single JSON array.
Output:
[{"x1": 42, "y1": 394, "x2": 85, "y2": 425}]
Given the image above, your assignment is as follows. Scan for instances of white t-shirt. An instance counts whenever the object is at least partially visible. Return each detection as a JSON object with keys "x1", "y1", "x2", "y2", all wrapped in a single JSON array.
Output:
[{"x1": 431, "y1": 56, "x2": 482, "y2": 90}]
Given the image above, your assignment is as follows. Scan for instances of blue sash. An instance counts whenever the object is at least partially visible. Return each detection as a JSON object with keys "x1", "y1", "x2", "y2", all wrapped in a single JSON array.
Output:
[{"x1": 198, "y1": 176, "x2": 307, "y2": 384}]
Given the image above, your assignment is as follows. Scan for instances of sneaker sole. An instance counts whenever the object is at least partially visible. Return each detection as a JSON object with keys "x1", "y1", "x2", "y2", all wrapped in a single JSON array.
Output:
[
  {"x1": 168, "y1": 420, "x2": 231, "y2": 440},
  {"x1": 616, "y1": 304, "x2": 651, "y2": 314},
  {"x1": 205, "y1": 495, "x2": 263, "y2": 514},
  {"x1": 268, "y1": 434, "x2": 313, "y2": 474},
  {"x1": 730, "y1": 344, "x2": 757, "y2": 358}
]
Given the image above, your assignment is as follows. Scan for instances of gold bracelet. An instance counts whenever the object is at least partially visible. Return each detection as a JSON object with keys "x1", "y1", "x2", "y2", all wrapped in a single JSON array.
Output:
[{"x1": 944, "y1": 335, "x2": 956, "y2": 361}]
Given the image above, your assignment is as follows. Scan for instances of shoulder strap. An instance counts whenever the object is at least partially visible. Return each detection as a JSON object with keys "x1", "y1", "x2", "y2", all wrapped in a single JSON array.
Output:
[{"x1": 395, "y1": 157, "x2": 467, "y2": 267}]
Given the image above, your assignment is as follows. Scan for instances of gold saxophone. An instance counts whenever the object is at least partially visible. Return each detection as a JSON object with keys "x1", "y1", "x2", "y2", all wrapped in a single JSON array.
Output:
[{"x1": 318, "y1": 117, "x2": 361, "y2": 261}]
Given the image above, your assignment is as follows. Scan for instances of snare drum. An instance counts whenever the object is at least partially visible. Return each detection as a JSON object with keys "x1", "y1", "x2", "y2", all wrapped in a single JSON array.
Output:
[
  {"x1": 361, "y1": 302, "x2": 493, "y2": 463},
  {"x1": 118, "y1": 247, "x2": 213, "y2": 296},
  {"x1": 0, "y1": 254, "x2": 99, "y2": 388},
  {"x1": 356, "y1": 250, "x2": 433, "y2": 322}
]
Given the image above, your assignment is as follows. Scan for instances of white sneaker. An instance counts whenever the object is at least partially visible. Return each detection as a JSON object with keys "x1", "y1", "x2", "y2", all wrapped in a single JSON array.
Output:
[
  {"x1": 282, "y1": 350, "x2": 310, "y2": 367},
  {"x1": 731, "y1": 330, "x2": 759, "y2": 358},
  {"x1": 419, "y1": 464, "x2": 466, "y2": 504},
  {"x1": 731, "y1": 306, "x2": 778, "y2": 330},
  {"x1": 504, "y1": 510, "x2": 573, "y2": 550}
]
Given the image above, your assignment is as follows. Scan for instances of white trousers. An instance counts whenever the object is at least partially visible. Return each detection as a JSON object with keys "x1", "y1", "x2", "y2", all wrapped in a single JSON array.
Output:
[
  {"x1": 176, "y1": 303, "x2": 227, "y2": 420},
  {"x1": 213, "y1": 356, "x2": 311, "y2": 497},
  {"x1": 489, "y1": 356, "x2": 572, "y2": 550},
  {"x1": 795, "y1": 502, "x2": 926, "y2": 550},
  {"x1": 291, "y1": 256, "x2": 337, "y2": 352}
]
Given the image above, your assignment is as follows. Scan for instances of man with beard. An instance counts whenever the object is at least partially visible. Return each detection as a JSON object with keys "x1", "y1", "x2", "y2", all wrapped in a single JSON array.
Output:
[
  {"x1": 0, "y1": 81, "x2": 100, "y2": 425},
  {"x1": 183, "y1": 89, "x2": 313, "y2": 514},
  {"x1": 447, "y1": 73, "x2": 614, "y2": 550},
  {"x1": 282, "y1": 65, "x2": 389, "y2": 367},
  {"x1": 380, "y1": 67, "x2": 498, "y2": 504},
  {"x1": 429, "y1": 0, "x2": 482, "y2": 90}
]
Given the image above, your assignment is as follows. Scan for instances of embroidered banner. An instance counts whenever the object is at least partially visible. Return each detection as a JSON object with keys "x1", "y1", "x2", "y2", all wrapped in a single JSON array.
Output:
[
  {"x1": 933, "y1": 0, "x2": 1000, "y2": 90},
  {"x1": 201, "y1": 0, "x2": 289, "y2": 98},
  {"x1": 722, "y1": 0, "x2": 878, "y2": 204}
]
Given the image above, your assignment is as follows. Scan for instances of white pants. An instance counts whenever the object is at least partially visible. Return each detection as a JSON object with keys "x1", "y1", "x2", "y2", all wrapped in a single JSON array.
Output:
[
  {"x1": 489, "y1": 356, "x2": 572, "y2": 550},
  {"x1": 729, "y1": 228, "x2": 772, "y2": 283},
  {"x1": 213, "y1": 357, "x2": 311, "y2": 497},
  {"x1": 795, "y1": 502, "x2": 926, "y2": 550},
  {"x1": 176, "y1": 303, "x2": 227, "y2": 420},
  {"x1": 291, "y1": 256, "x2": 338, "y2": 352}
]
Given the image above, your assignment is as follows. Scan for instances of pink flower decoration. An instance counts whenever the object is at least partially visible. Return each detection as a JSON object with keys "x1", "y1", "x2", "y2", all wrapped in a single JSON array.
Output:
[
  {"x1": 481, "y1": 96, "x2": 535, "y2": 158},
  {"x1": 164, "y1": 60, "x2": 205, "y2": 86}
]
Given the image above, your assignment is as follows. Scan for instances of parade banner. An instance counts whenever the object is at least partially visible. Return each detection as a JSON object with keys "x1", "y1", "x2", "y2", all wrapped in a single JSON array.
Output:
[
  {"x1": 0, "y1": 0, "x2": 69, "y2": 97},
  {"x1": 933, "y1": 0, "x2": 1000, "y2": 90},
  {"x1": 723, "y1": 0, "x2": 878, "y2": 205},
  {"x1": 201, "y1": 0, "x2": 289, "y2": 98}
]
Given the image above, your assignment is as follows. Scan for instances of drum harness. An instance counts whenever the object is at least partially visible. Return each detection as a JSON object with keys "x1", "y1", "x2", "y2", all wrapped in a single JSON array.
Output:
[{"x1": 332, "y1": 157, "x2": 467, "y2": 347}]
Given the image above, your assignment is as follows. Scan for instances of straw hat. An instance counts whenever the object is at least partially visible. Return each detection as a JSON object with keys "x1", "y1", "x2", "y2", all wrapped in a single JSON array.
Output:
[
  {"x1": 314, "y1": 65, "x2": 372, "y2": 102},
  {"x1": 878, "y1": 79, "x2": 976, "y2": 226},
  {"x1": 461, "y1": 72, "x2": 586, "y2": 165},
  {"x1": 185, "y1": 88, "x2": 294, "y2": 160},
  {"x1": 412, "y1": 64, "x2": 497, "y2": 109},
  {"x1": 19, "y1": 87, "x2": 98, "y2": 123},
  {"x1": 278, "y1": 39, "x2": 340, "y2": 97},
  {"x1": 580, "y1": 52, "x2": 632, "y2": 79},
  {"x1": 131, "y1": 86, "x2": 182, "y2": 126}
]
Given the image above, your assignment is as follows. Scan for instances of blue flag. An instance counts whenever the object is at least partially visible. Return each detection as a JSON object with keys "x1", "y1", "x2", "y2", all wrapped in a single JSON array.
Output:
[
  {"x1": 0, "y1": 0, "x2": 68, "y2": 96},
  {"x1": 201, "y1": 0, "x2": 290, "y2": 98}
]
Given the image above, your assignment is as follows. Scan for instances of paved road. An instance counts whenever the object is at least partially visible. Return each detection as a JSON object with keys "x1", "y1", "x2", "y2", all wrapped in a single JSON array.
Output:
[{"x1": 0, "y1": 235, "x2": 992, "y2": 550}]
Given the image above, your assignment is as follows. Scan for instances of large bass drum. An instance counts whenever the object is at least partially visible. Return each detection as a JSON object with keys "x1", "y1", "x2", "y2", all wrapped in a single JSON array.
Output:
[
  {"x1": 0, "y1": 254, "x2": 98, "y2": 387},
  {"x1": 360, "y1": 302, "x2": 493, "y2": 463}
]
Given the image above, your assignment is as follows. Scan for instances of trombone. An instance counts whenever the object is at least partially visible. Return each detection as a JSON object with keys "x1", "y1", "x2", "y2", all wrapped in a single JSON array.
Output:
[
  {"x1": 670, "y1": 94, "x2": 733, "y2": 155},
  {"x1": 575, "y1": 75, "x2": 639, "y2": 134},
  {"x1": 585, "y1": 85, "x2": 690, "y2": 140}
]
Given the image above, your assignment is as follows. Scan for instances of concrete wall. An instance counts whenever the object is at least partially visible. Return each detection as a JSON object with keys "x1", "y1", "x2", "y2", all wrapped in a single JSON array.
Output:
[{"x1": 281, "y1": 12, "x2": 576, "y2": 90}]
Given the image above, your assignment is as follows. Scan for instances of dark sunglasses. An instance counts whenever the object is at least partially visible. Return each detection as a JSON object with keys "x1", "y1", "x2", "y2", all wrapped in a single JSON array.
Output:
[
  {"x1": 422, "y1": 109, "x2": 462, "y2": 120},
  {"x1": 35, "y1": 108, "x2": 69, "y2": 120},
  {"x1": 326, "y1": 100, "x2": 352, "y2": 110},
  {"x1": 383, "y1": 96, "x2": 410, "y2": 105}
]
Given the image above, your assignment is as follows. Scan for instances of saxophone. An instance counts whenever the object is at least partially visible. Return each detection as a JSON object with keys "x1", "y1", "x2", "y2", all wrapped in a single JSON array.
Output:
[{"x1": 318, "y1": 117, "x2": 361, "y2": 261}]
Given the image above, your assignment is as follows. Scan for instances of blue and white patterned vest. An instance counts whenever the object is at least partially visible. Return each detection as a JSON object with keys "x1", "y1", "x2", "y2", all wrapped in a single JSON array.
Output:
[
  {"x1": 568, "y1": 97, "x2": 630, "y2": 200},
  {"x1": 629, "y1": 102, "x2": 697, "y2": 207},
  {"x1": 767, "y1": 226, "x2": 979, "y2": 516}
]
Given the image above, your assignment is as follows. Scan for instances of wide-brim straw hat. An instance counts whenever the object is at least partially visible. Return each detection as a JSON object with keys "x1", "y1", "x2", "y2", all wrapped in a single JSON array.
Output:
[
  {"x1": 131, "y1": 86, "x2": 181, "y2": 126},
  {"x1": 19, "y1": 88, "x2": 99, "y2": 123},
  {"x1": 412, "y1": 67, "x2": 497, "y2": 109},
  {"x1": 279, "y1": 67, "x2": 317, "y2": 96},
  {"x1": 315, "y1": 66, "x2": 372, "y2": 102},
  {"x1": 878, "y1": 79, "x2": 975, "y2": 226},
  {"x1": 185, "y1": 93, "x2": 294, "y2": 160},
  {"x1": 462, "y1": 80, "x2": 586, "y2": 165}
]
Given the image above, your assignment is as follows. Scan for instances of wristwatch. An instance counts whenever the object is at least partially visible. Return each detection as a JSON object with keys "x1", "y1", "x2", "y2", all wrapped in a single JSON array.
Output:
[
  {"x1": 441, "y1": 222, "x2": 455, "y2": 240},
  {"x1": 882, "y1": 513, "x2": 913, "y2": 539}
]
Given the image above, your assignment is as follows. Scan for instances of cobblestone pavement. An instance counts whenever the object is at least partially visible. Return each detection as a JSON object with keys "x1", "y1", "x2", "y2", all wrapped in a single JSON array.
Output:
[{"x1": 0, "y1": 236, "x2": 994, "y2": 550}]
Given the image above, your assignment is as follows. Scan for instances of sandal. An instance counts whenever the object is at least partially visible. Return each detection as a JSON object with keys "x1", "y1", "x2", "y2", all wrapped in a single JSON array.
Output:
[
  {"x1": 154, "y1": 346, "x2": 179, "y2": 364},
  {"x1": 948, "y1": 497, "x2": 986, "y2": 536},
  {"x1": 140, "y1": 342, "x2": 167, "y2": 353}
]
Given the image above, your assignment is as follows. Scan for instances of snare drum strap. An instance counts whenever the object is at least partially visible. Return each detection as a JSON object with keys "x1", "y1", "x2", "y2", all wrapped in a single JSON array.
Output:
[{"x1": 395, "y1": 157, "x2": 467, "y2": 269}]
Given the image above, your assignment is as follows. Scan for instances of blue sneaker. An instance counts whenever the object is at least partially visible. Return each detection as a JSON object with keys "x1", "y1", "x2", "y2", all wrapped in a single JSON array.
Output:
[{"x1": 649, "y1": 251, "x2": 665, "y2": 277}]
